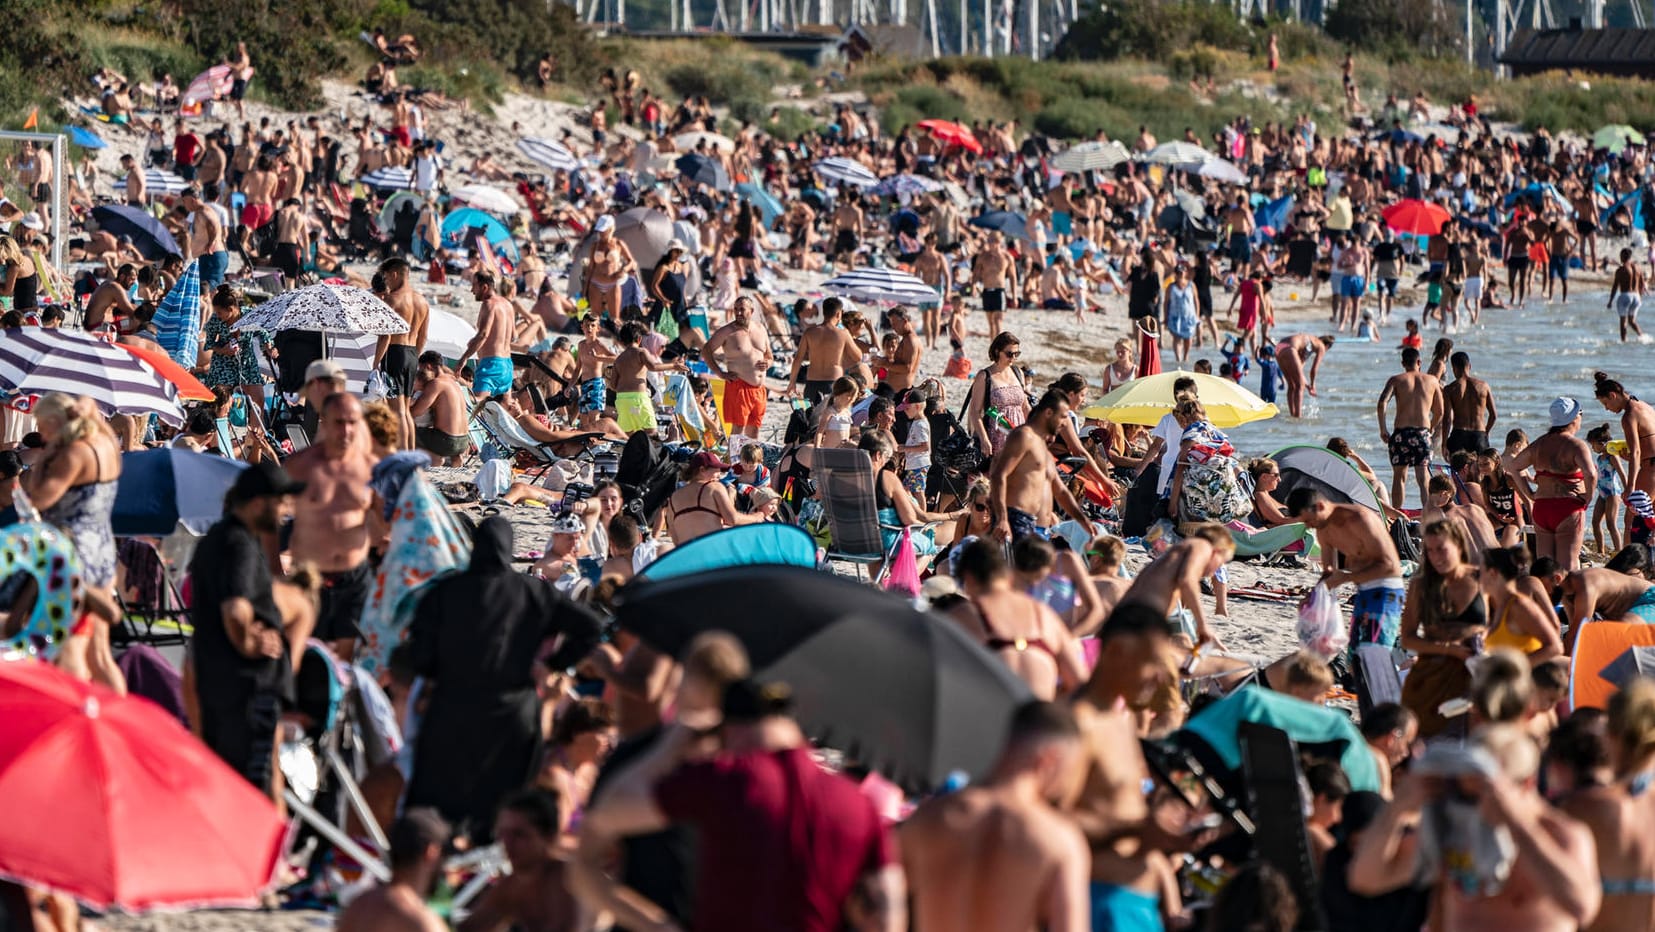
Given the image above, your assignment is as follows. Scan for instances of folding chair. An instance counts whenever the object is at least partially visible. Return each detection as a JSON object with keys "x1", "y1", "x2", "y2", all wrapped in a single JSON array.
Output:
[
  {"x1": 472, "y1": 400, "x2": 563, "y2": 482},
  {"x1": 1238, "y1": 722, "x2": 1330, "y2": 931},
  {"x1": 812, "y1": 447, "x2": 912, "y2": 583},
  {"x1": 112, "y1": 538, "x2": 192, "y2": 649}
]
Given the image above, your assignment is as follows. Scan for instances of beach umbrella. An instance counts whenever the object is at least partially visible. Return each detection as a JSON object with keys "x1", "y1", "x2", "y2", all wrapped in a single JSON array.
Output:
[
  {"x1": 89, "y1": 204, "x2": 180, "y2": 260},
  {"x1": 1382, "y1": 198, "x2": 1452, "y2": 236},
  {"x1": 451, "y1": 183, "x2": 519, "y2": 217},
  {"x1": 68, "y1": 126, "x2": 106, "y2": 150},
  {"x1": 0, "y1": 327, "x2": 184, "y2": 426},
  {"x1": 181, "y1": 64, "x2": 235, "y2": 107},
  {"x1": 915, "y1": 119, "x2": 982, "y2": 154},
  {"x1": 516, "y1": 136, "x2": 580, "y2": 173},
  {"x1": 613, "y1": 207, "x2": 675, "y2": 267},
  {"x1": 111, "y1": 168, "x2": 187, "y2": 197},
  {"x1": 617, "y1": 565, "x2": 1033, "y2": 791},
  {"x1": 1083, "y1": 370, "x2": 1276, "y2": 428},
  {"x1": 675, "y1": 153, "x2": 730, "y2": 191},
  {"x1": 112, "y1": 448, "x2": 248, "y2": 537},
  {"x1": 813, "y1": 156, "x2": 878, "y2": 188},
  {"x1": 1593, "y1": 124, "x2": 1645, "y2": 153},
  {"x1": 1050, "y1": 140, "x2": 1130, "y2": 173},
  {"x1": 358, "y1": 165, "x2": 414, "y2": 190},
  {"x1": 152, "y1": 259, "x2": 202, "y2": 369},
  {"x1": 674, "y1": 130, "x2": 735, "y2": 153},
  {"x1": 1570, "y1": 620, "x2": 1655, "y2": 709},
  {"x1": 871, "y1": 172, "x2": 944, "y2": 197},
  {"x1": 424, "y1": 307, "x2": 477, "y2": 359},
  {"x1": 735, "y1": 181, "x2": 784, "y2": 228},
  {"x1": 822, "y1": 267, "x2": 940, "y2": 304},
  {"x1": 970, "y1": 209, "x2": 1031, "y2": 241},
  {"x1": 235, "y1": 283, "x2": 410, "y2": 335},
  {"x1": 1193, "y1": 158, "x2": 1249, "y2": 185},
  {"x1": 114, "y1": 342, "x2": 213, "y2": 402},
  {"x1": 1143, "y1": 141, "x2": 1209, "y2": 166},
  {"x1": 1599, "y1": 644, "x2": 1655, "y2": 689},
  {"x1": 634, "y1": 524, "x2": 818, "y2": 582},
  {"x1": 0, "y1": 660, "x2": 285, "y2": 910}
]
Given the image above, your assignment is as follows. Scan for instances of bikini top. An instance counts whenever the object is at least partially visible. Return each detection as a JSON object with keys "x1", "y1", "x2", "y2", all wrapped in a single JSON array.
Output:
[
  {"x1": 670, "y1": 483, "x2": 721, "y2": 521},
  {"x1": 975, "y1": 596, "x2": 1057, "y2": 660}
]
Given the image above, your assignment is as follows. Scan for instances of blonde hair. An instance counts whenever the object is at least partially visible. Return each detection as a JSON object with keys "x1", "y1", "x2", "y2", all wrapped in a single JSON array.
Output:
[
  {"x1": 0, "y1": 235, "x2": 23, "y2": 269},
  {"x1": 34, "y1": 393, "x2": 104, "y2": 444},
  {"x1": 1283, "y1": 649, "x2": 1334, "y2": 694},
  {"x1": 683, "y1": 630, "x2": 750, "y2": 688},
  {"x1": 1181, "y1": 521, "x2": 1237, "y2": 559},
  {"x1": 1475, "y1": 722, "x2": 1542, "y2": 782}
]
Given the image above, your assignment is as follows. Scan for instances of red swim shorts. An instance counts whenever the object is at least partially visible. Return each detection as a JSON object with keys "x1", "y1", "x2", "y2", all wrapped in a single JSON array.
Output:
[
  {"x1": 240, "y1": 202, "x2": 274, "y2": 229},
  {"x1": 722, "y1": 378, "x2": 767, "y2": 428}
]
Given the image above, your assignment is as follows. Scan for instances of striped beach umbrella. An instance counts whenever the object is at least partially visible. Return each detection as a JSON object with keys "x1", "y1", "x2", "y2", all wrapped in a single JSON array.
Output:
[
  {"x1": 152, "y1": 259, "x2": 202, "y2": 369},
  {"x1": 1051, "y1": 140, "x2": 1130, "y2": 173},
  {"x1": 111, "y1": 169, "x2": 188, "y2": 197},
  {"x1": 822, "y1": 267, "x2": 940, "y2": 304},
  {"x1": 813, "y1": 157, "x2": 878, "y2": 188},
  {"x1": 0, "y1": 328, "x2": 184, "y2": 425},
  {"x1": 358, "y1": 166, "x2": 414, "y2": 190},
  {"x1": 516, "y1": 137, "x2": 580, "y2": 172},
  {"x1": 871, "y1": 173, "x2": 944, "y2": 197}
]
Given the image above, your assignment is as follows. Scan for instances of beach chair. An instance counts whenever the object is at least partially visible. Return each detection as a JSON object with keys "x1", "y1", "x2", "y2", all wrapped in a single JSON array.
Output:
[
  {"x1": 1228, "y1": 521, "x2": 1313, "y2": 565},
  {"x1": 472, "y1": 400, "x2": 561, "y2": 481},
  {"x1": 112, "y1": 537, "x2": 192, "y2": 649},
  {"x1": 1353, "y1": 643, "x2": 1403, "y2": 720},
  {"x1": 1238, "y1": 722, "x2": 1331, "y2": 932},
  {"x1": 812, "y1": 447, "x2": 907, "y2": 583}
]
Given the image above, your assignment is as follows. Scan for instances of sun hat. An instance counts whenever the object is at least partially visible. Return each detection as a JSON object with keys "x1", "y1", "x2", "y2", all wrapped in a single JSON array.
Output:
[
  {"x1": 594, "y1": 214, "x2": 616, "y2": 233},
  {"x1": 1549, "y1": 397, "x2": 1582, "y2": 428},
  {"x1": 19, "y1": 213, "x2": 43, "y2": 231}
]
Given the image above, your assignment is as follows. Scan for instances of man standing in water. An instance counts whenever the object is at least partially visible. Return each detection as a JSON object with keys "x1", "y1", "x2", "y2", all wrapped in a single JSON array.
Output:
[
  {"x1": 1608, "y1": 247, "x2": 1646, "y2": 343},
  {"x1": 1377, "y1": 346, "x2": 1444, "y2": 508},
  {"x1": 374, "y1": 257, "x2": 430, "y2": 450},
  {"x1": 285, "y1": 393, "x2": 382, "y2": 658},
  {"x1": 1442, "y1": 351, "x2": 1497, "y2": 456},
  {"x1": 1287, "y1": 487, "x2": 1407, "y2": 651},
  {"x1": 902, "y1": 701, "x2": 1091, "y2": 932}
]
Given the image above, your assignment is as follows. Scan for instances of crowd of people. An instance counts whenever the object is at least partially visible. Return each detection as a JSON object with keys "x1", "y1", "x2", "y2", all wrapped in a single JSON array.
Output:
[{"x1": 2, "y1": 43, "x2": 1655, "y2": 932}]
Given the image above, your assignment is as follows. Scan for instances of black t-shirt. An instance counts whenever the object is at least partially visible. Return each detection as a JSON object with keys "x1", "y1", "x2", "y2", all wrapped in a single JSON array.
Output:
[
  {"x1": 1320, "y1": 842, "x2": 1430, "y2": 932},
  {"x1": 1128, "y1": 267, "x2": 1160, "y2": 319},
  {"x1": 1372, "y1": 242, "x2": 1403, "y2": 264},
  {"x1": 589, "y1": 725, "x2": 696, "y2": 930},
  {"x1": 189, "y1": 515, "x2": 291, "y2": 701}
]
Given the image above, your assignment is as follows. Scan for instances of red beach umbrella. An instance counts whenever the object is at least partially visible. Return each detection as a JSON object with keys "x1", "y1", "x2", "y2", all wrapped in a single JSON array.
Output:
[
  {"x1": 916, "y1": 119, "x2": 983, "y2": 154},
  {"x1": 1382, "y1": 199, "x2": 1453, "y2": 237},
  {"x1": 0, "y1": 660, "x2": 285, "y2": 911}
]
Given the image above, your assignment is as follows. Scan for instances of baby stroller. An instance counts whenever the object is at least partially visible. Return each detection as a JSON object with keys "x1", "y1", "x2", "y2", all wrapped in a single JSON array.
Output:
[
  {"x1": 615, "y1": 431, "x2": 691, "y2": 528},
  {"x1": 345, "y1": 198, "x2": 390, "y2": 261}
]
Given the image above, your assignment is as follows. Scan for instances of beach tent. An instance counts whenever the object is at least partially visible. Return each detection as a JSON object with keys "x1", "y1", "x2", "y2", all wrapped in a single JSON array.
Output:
[
  {"x1": 634, "y1": 524, "x2": 818, "y2": 583},
  {"x1": 1270, "y1": 444, "x2": 1382, "y2": 514},
  {"x1": 1175, "y1": 685, "x2": 1381, "y2": 793},
  {"x1": 1569, "y1": 619, "x2": 1655, "y2": 710},
  {"x1": 440, "y1": 207, "x2": 520, "y2": 267},
  {"x1": 378, "y1": 191, "x2": 425, "y2": 234},
  {"x1": 1601, "y1": 185, "x2": 1647, "y2": 231}
]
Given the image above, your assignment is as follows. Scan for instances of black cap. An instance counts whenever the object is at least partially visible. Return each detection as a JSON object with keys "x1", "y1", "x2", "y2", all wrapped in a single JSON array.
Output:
[{"x1": 228, "y1": 460, "x2": 307, "y2": 503}]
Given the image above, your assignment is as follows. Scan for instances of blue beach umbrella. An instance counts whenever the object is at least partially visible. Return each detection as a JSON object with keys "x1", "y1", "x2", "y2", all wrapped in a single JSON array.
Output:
[
  {"x1": 635, "y1": 524, "x2": 818, "y2": 583},
  {"x1": 735, "y1": 182, "x2": 783, "y2": 227},
  {"x1": 111, "y1": 448, "x2": 248, "y2": 536},
  {"x1": 90, "y1": 205, "x2": 180, "y2": 261},
  {"x1": 970, "y1": 210, "x2": 1031, "y2": 241}
]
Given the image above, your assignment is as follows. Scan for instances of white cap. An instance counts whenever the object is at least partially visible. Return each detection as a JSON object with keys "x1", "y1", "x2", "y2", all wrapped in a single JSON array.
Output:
[
  {"x1": 1549, "y1": 396, "x2": 1582, "y2": 428},
  {"x1": 19, "y1": 212, "x2": 43, "y2": 231},
  {"x1": 594, "y1": 214, "x2": 616, "y2": 233}
]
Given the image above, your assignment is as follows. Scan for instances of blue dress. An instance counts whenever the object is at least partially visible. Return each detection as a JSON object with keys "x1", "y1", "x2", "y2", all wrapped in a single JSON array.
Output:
[{"x1": 1164, "y1": 283, "x2": 1197, "y2": 340}]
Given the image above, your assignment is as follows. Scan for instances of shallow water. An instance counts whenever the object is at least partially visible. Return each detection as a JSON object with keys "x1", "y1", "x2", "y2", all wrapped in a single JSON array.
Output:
[{"x1": 1165, "y1": 288, "x2": 1651, "y2": 506}]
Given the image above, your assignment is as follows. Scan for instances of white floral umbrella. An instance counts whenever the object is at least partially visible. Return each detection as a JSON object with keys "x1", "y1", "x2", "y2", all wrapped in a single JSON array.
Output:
[
  {"x1": 233, "y1": 284, "x2": 410, "y2": 335},
  {"x1": 674, "y1": 130, "x2": 736, "y2": 153},
  {"x1": 451, "y1": 184, "x2": 519, "y2": 217}
]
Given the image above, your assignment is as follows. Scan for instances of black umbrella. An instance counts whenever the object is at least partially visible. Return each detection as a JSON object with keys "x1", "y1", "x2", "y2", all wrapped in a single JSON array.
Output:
[
  {"x1": 675, "y1": 153, "x2": 730, "y2": 192},
  {"x1": 90, "y1": 205, "x2": 182, "y2": 261},
  {"x1": 616, "y1": 566, "x2": 1032, "y2": 791}
]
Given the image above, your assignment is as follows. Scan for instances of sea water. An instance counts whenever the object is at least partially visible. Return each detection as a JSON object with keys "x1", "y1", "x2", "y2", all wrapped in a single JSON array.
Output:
[{"x1": 1173, "y1": 291, "x2": 1652, "y2": 505}]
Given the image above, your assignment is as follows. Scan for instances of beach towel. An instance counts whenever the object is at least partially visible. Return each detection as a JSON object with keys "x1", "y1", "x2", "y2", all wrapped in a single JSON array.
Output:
[
  {"x1": 153, "y1": 258, "x2": 203, "y2": 368},
  {"x1": 356, "y1": 471, "x2": 471, "y2": 676}
]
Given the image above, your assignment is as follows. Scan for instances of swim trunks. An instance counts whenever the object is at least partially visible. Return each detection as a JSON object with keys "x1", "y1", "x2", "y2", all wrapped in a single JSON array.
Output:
[
  {"x1": 316, "y1": 561, "x2": 372, "y2": 642},
  {"x1": 415, "y1": 426, "x2": 469, "y2": 458},
  {"x1": 1617, "y1": 293, "x2": 1643, "y2": 318},
  {"x1": 1387, "y1": 426, "x2": 1431, "y2": 468},
  {"x1": 1351, "y1": 582, "x2": 1405, "y2": 650},
  {"x1": 1091, "y1": 881, "x2": 1164, "y2": 932},
  {"x1": 240, "y1": 202, "x2": 273, "y2": 229},
  {"x1": 1446, "y1": 429, "x2": 1489, "y2": 455},
  {"x1": 578, "y1": 377, "x2": 607, "y2": 414},
  {"x1": 380, "y1": 344, "x2": 417, "y2": 398},
  {"x1": 615, "y1": 390, "x2": 657, "y2": 434},
  {"x1": 1007, "y1": 506, "x2": 1052, "y2": 541},
  {"x1": 981, "y1": 288, "x2": 1006, "y2": 313},
  {"x1": 803, "y1": 379, "x2": 835, "y2": 405},
  {"x1": 472, "y1": 355, "x2": 514, "y2": 397},
  {"x1": 722, "y1": 378, "x2": 767, "y2": 427},
  {"x1": 1340, "y1": 275, "x2": 1366, "y2": 298},
  {"x1": 1549, "y1": 256, "x2": 1570, "y2": 280}
]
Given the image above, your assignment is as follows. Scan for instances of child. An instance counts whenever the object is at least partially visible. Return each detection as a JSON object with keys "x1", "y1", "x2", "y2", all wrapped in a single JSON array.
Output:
[
  {"x1": 1627, "y1": 490, "x2": 1655, "y2": 548},
  {"x1": 1256, "y1": 342, "x2": 1281, "y2": 405},
  {"x1": 1399, "y1": 317, "x2": 1423, "y2": 350},
  {"x1": 816, "y1": 376, "x2": 858, "y2": 448},
  {"x1": 1221, "y1": 334, "x2": 1251, "y2": 385},
  {"x1": 1356, "y1": 308, "x2": 1381, "y2": 342},
  {"x1": 944, "y1": 338, "x2": 972, "y2": 379},
  {"x1": 1588, "y1": 424, "x2": 1626, "y2": 552},
  {"x1": 898, "y1": 387, "x2": 932, "y2": 501},
  {"x1": 726, "y1": 442, "x2": 771, "y2": 492}
]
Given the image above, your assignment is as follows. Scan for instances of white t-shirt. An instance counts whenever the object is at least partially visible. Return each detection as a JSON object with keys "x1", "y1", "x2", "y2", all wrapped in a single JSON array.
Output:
[
  {"x1": 904, "y1": 417, "x2": 931, "y2": 472},
  {"x1": 1153, "y1": 412, "x2": 1182, "y2": 495},
  {"x1": 413, "y1": 154, "x2": 441, "y2": 192}
]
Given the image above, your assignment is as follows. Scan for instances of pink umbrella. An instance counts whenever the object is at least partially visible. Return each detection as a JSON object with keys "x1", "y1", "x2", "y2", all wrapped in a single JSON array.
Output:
[{"x1": 182, "y1": 65, "x2": 234, "y2": 107}]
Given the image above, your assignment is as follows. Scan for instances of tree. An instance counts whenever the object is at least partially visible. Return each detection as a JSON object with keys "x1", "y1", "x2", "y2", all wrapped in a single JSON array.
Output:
[{"x1": 1324, "y1": 0, "x2": 1458, "y2": 54}]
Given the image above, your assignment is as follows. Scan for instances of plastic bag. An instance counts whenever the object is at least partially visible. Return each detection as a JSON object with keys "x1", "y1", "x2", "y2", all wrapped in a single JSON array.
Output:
[
  {"x1": 883, "y1": 528, "x2": 921, "y2": 597},
  {"x1": 1297, "y1": 583, "x2": 1348, "y2": 658}
]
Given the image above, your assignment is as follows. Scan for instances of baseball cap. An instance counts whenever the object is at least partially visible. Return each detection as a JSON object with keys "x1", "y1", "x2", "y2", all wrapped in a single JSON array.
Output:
[
  {"x1": 1548, "y1": 396, "x2": 1582, "y2": 428},
  {"x1": 594, "y1": 214, "x2": 616, "y2": 233},
  {"x1": 688, "y1": 451, "x2": 733, "y2": 471},
  {"x1": 228, "y1": 460, "x2": 307, "y2": 502},
  {"x1": 305, "y1": 358, "x2": 348, "y2": 383}
]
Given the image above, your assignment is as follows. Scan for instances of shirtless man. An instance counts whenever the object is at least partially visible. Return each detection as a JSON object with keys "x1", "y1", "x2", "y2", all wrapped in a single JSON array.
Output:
[
  {"x1": 612, "y1": 322, "x2": 687, "y2": 437},
  {"x1": 874, "y1": 307, "x2": 920, "y2": 392},
  {"x1": 1595, "y1": 374, "x2": 1655, "y2": 542},
  {"x1": 1560, "y1": 567, "x2": 1655, "y2": 651},
  {"x1": 1274, "y1": 332, "x2": 1333, "y2": 419},
  {"x1": 911, "y1": 233, "x2": 949, "y2": 348},
  {"x1": 1506, "y1": 219, "x2": 1535, "y2": 306},
  {"x1": 239, "y1": 154, "x2": 280, "y2": 250},
  {"x1": 571, "y1": 315, "x2": 616, "y2": 430},
  {"x1": 283, "y1": 393, "x2": 383, "y2": 658},
  {"x1": 84, "y1": 264, "x2": 137, "y2": 332},
  {"x1": 1040, "y1": 254, "x2": 1076, "y2": 311},
  {"x1": 337, "y1": 809, "x2": 448, "y2": 932},
  {"x1": 829, "y1": 192, "x2": 865, "y2": 270},
  {"x1": 373, "y1": 258, "x2": 430, "y2": 450},
  {"x1": 410, "y1": 352, "x2": 469, "y2": 466},
  {"x1": 1350, "y1": 723, "x2": 1601, "y2": 932},
  {"x1": 581, "y1": 215, "x2": 634, "y2": 325},
  {"x1": 1287, "y1": 487, "x2": 1407, "y2": 650},
  {"x1": 459, "y1": 791, "x2": 587, "y2": 932},
  {"x1": 988, "y1": 390, "x2": 1094, "y2": 545},
  {"x1": 902, "y1": 701, "x2": 1090, "y2": 932},
  {"x1": 1609, "y1": 247, "x2": 1647, "y2": 343},
  {"x1": 701, "y1": 295, "x2": 773, "y2": 440},
  {"x1": 1546, "y1": 220, "x2": 1579, "y2": 303},
  {"x1": 270, "y1": 198, "x2": 307, "y2": 285},
  {"x1": 198, "y1": 132, "x2": 227, "y2": 190},
  {"x1": 948, "y1": 541, "x2": 1088, "y2": 700},
  {"x1": 1377, "y1": 346, "x2": 1445, "y2": 508},
  {"x1": 972, "y1": 236, "x2": 1017, "y2": 337},
  {"x1": 456, "y1": 271, "x2": 516, "y2": 400},
  {"x1": 1442, "y1": 350, "x2": 1498, "y2": 456},
  {"x1": 180, "y1": 185, "x2": 227, "y2": 292},
  {"x1": 119, "y1": 154, "x2": 146, "y2": 206},
  {"x1": 19, "y1": 141, "x2": 52, "y2": 229},
  {"x1": 786, "y1": 296, "x2": 858, "y2": 405},
  {"x1": 784, "y1": 199, "x2": 817, "y2": 269}
]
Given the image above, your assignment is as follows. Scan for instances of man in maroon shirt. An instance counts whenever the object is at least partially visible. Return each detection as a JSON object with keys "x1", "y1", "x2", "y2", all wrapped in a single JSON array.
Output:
[
  {"x1": 576, "y1": 676, "x2": 906, "y2": 932},
  {"x1": 173, "y1": 119, "x2": 203, "y2": 183}
]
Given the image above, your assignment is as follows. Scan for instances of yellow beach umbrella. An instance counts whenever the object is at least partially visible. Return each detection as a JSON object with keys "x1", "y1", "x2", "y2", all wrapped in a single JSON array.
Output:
[{"x1": 1082, "y1": 371, "x2": 1277, "y2": 429}]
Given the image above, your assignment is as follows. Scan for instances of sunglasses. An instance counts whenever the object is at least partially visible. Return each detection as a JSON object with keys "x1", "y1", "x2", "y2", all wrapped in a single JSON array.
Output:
[
  {"x1": 972, "y1": 502, "x2": 989, "y2": 512},
  {"x1": 1003, "y1": 350, "x2": 1021, "y2": 359}
]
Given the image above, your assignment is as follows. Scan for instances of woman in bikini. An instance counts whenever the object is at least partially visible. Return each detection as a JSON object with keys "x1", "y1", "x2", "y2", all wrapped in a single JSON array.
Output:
[
  {"x1": 1558, "y1": 680, "x2": 1655, "y2": 932},
  {"x1": 1505, "y1": 397, "x2": 1595, "y2": 572},
  {"x1": 1480, "y1": 546, "x2": 1563, "y2": 664},
  {"x1": 1399, "y1": 519, "x2": 1487, "y2": 739},
  {"x1": 947, "y1": 538, "x2": 1087, "y2": 701},
  {"x1": 581, "y1": 215, "x2": 634, "y2": 326},
  {"x1": 664, "y1": 451, "x2": 760, "y2": 544}
]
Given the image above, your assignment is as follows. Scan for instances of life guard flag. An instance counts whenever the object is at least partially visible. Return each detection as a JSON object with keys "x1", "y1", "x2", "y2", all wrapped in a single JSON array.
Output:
[
  {"x1": 22, "y1": 108, "x2": 37, "y2": 130},
  {"x1": 1569, "y1": 619, "x2": 1655, "y2": 710}
]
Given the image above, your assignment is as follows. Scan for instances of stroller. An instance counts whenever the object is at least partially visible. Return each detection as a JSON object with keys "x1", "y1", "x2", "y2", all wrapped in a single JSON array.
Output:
[
  {"x1": 346, "y1": 198, "x2": 391, "y2": 260},
  {"x1": 614, "y1": 431, "x2": 691, "y2": 528}
]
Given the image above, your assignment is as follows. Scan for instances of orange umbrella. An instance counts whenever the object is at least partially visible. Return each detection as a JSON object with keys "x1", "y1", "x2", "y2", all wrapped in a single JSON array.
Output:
[
  {"x1": 1381, "y1": 199, "x2": 1452, "y2": 237},
  {"x1": 115, "y1": 342, "x2": 214, "y2": 402},
  {"x1": 916, "y1": 119, "x2": 983, "y2": 154}
]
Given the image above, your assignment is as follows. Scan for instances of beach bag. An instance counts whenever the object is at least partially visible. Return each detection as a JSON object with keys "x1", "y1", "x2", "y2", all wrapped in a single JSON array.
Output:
[
  {"x1": 1296, "y1": 583, "x2": 1349, "y2": 659},
  {"x1": 932, "y1": 413, "x2": 983, "y2": 474},
  {"x1": 944, "y1": 352, "x2": 972, "y2": 379},
  {"x1": 883, "y1": 529, "x2": 921, "y2": 597},
  {"x1": 474, "y1": 459, "x2": 513, "y2": 502},
  {"x1": 1178, "y1": 454, "x2": 1253, "y2": 524}
]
